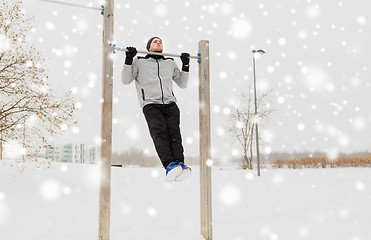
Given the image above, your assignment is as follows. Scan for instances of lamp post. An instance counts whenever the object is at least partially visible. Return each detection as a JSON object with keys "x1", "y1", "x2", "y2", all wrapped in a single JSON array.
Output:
[{"x1": 252, "y1": 49, "x2": 265, "y2": 177}]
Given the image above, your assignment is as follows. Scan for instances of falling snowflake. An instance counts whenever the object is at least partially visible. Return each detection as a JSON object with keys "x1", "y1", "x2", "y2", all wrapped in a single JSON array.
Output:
[
  {"x1": 246, "y1": 172, "x2": 254, "y2": 180},
  {"x1": 219, "y1": 2, "x2": 233, "y2": 15},
  {"x1": 26, "y1": 60, "x2": 33, "y2": 67},
  {"x1": 298, "y1": 227, "x2": 309, "y2": 237},
  {"x1": 229, "y1": 18, "x2": 252, "y2": 40},
  {"x1": 352, "y1": 117, "x2": 365, "y2": 131},
  {"x1": 3, "y1": 140, "x2": 25, "y2": 159},
  {"x1": 231, "y1": 149, "x2": 239, "y2": 157},
  {"x1": 338, "y1": 208, "x2": 349, "y2": 218},
  {"x1": 301, "y1": 65, "x2": 333, "y2": 93},
  {"x1": 219, "y1": 185, "x2": 241, "y2": 206},
  {"x1": 326, "y1": 149, "x2": 339, "y2": 160},
  {"x1": 277, "y1": 96, "x2": 285, "y2": 104},
  {"x1": 278, "y1": 38, "x2": 286, "y2": 46},
  {"x1": 126, "y1": 124, "x2": 140, "y2": 140},
  {"x1": 154, "y1": 4, "x2": 167, "y2": 17},
  {"x1": 356, "y1": 15, "x2": 367, "y2": 25},
  {"x1": 60, "y1": 124, "x2": 68, "y2": 131},
  {"x1": 297, "y1": 123, "x2": 305, "y2": 131},
  {"x1": 186, "y1": 137, "x2": 193, "y2": 145},
  {"x1": 354, "y1": 181, "x2": 365, "y2": 192},
  {"x1": 150, "y1": 170, "x2": 159, "y2": 178},
  {"x1": 40, "y1": 179, "x2": 62, "y2": 201},
  {"x1": 147, "y1": 207, "x2": 158, "y2": 217},
  {"x1": 45, "y1": 21, "x2": 55, "y2": 31},
  {"x1": 121, "y1": 203, "x2": 132, "y2": 215},
  {"x1": 63, "y1": 45, "x2": 78, "y2": 57},
  {"x1": 306, "y1": 5, "x2": 320, "y2": 19},
  {"x1": 227, "y1": 51, "x2": 237, "y2": 60},
  {"x1": 213, "y1": 105, "x2": 221, "y2": 113},
  {"x1": 219, "y1": 71, "x2": 228, "y2": 79},
  {"x1": 298, "y1": 30, "x2": 308, "y2": 40},
  {"x1": 60, "y1": 164, "x2": 68, "y2": 172},
  {"x1": 337, "y1": 134, "x2": 350, "y2": 147},
  {"x1": 72, "y1": 127, "x2": 80, "y2": 134},
  {"x1": 223, "y1": 108, "x2": 231, "y2": 115},
  {"x1": 267, "y1": 66, "x2": 275, "y2": 73},
  {"x1": 75, "y1": 19, "x2": 88, "y2": 32},
  {"x1": 272, "y1": 174, "x2": 284, "y2": 185},
  {"x1": 206, "y1": 159, "x2": 214, "y2": 167},
  {"x1": 264, "y1": 146, "x2": 272, "y2": 155},
  {"x1": 216, "y1": 127, "x2": 225, "y2": 136}
]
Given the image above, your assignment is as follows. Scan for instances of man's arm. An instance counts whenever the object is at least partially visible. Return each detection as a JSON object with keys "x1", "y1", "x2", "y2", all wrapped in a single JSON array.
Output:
[
  {"x1": 172, "y1": 53, "x2": 190, "y2": 88},
  {"x1": 121, "y1": 47, "x2": 138, "y2": 85},
  {"x1": 172, "y1": 66, "x2": 189, "y2": 89}
]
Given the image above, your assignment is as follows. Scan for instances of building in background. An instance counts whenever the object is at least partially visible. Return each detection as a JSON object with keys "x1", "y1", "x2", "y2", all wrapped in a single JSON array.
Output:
[{"x1": 46, "y1": 144, "x2": 100, "y2": 164}]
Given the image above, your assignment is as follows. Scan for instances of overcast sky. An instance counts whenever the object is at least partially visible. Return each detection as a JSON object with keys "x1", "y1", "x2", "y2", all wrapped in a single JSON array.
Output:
[{"x1": 21, "y1": 0, "x2": 371, "y2": 159}]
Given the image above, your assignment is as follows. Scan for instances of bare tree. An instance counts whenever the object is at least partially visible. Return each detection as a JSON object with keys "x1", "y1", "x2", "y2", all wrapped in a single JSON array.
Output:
[
  {"x1": 228, "y1": 84, "x2": 274, "y2": 169},
  {"x1": 0, "y1": 0, "x2": 77, "y2": 159}
]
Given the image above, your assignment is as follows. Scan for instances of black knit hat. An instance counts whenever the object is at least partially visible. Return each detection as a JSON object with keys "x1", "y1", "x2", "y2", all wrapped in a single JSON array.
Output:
[{"x1": 146, "y1": 36, "x2": 162, "y2": 51}]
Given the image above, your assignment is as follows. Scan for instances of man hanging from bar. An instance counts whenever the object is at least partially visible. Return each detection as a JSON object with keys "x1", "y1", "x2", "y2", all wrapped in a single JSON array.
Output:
[{"x1": 121, "y1": 37, "x2": 192, "y2": 182}]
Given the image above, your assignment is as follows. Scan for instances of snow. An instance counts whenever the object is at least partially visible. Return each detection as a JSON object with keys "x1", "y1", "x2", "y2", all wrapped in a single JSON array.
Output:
[
  {"x1": 228, "y1": 18, "x2": 252, "y2": 40},
  {"x1": 1, "y1": 160, "x2": 371, "y2": 240}
]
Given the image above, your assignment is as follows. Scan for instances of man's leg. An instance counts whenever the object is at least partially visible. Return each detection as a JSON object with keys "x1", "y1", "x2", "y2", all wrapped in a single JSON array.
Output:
[
  {"x1": 165, "y1": 103, "x2": 185, "y2": 163},
  {"x1": 143, "y1": 104, "x2": 174, "y2": 168},
  {"x1": 166, "y1": 103, "x2": 192, "y2": 181}
]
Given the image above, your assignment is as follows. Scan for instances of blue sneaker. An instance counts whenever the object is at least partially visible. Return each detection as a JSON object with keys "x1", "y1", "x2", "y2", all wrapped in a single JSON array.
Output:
[
  {"x1": 165, "y1": 161, "x2": 182, "y2": 182},
  {"x1": 175, "y1": 162, "x2": 192, "y2": 181}
]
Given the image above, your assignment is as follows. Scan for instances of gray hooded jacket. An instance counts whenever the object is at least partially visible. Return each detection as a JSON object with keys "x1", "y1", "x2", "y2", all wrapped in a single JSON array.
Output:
[{"x1": 122, "y1": 55, "x2": 189, "y2": 108}]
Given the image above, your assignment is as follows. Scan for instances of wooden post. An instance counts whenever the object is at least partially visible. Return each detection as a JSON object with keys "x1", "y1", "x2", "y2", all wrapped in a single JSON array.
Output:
[
  {"x1": 98, "y1": 1, "x2": 114, "y2": 240},
  {"x1": 199, "y1": 40, "x2": 212, "y2": 240}
]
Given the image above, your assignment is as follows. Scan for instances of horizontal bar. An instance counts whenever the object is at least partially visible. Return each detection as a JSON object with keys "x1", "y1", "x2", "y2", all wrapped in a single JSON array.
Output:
[
  {"x1": 113, "y1": 46, "x2": 200, "y2": 60},
  {"x1": 38, "y1": 0, "x2": 101, "y2": 11}
]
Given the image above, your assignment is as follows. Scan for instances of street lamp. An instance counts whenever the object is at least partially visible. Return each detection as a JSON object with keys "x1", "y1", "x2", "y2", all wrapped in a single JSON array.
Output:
[{"x1": 252, "y1": 49, "x2": 265, "y2": 176}]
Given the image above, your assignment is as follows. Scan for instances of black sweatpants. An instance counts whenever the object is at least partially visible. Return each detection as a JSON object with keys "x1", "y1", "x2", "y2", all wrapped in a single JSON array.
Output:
[{"x1": 142, "y1": 102, "x2": 184, "y2": 169}]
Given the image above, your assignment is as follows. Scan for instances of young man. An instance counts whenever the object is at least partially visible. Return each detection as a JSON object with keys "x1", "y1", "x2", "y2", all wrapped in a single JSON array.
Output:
[{"x1": 121, "y1": 37, "x2": 192, "y2": 181}]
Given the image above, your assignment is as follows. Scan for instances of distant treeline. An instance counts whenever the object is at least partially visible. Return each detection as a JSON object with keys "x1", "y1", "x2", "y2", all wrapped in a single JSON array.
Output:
[
  {"x1": 272, "y1": 156, "x2": 371, "y2": 169},
  {"x1": 261, "y1": 151, "x2": 371, "y2": 163},
  {"x1": 258, "y1": 151, "x2": 371, "y2": 169},
  {"x1": 112, "y1": 148, "x2": 371, "y2": 168}
]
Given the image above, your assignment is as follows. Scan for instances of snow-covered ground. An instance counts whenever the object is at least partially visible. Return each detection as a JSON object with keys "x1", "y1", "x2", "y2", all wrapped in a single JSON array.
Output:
[{"x1": 0, "y1": 159, "x2": 370, "y2": 240}]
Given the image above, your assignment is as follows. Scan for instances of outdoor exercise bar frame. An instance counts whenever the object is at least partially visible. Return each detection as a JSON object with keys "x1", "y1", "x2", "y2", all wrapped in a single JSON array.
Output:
[
  {"x1": 110, "y1": 47, "x2": 213, "y2": 240},
  {"x1": 38, "y1": 0, "x2": 212, "y2": 239}
]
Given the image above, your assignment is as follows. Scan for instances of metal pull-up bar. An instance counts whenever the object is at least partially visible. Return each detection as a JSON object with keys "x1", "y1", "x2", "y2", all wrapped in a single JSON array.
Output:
[
  {"x1": 113, "y1": 45, "x2": 201, "y2": 60},
  {"x1": 38, "y1": 0, "x2": 102, "y2": 11}
]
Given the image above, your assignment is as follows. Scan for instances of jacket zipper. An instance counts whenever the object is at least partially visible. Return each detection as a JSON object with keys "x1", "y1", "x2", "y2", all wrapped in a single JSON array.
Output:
[
  {"x1": 141, "y1": 89, "x2": 145, "y2": 101},
  {"x1": 172, "y1": 90, "x2": 177, "y2": 101},
  {"x1": 156, "y1": 60, "x2": 165, "y2": 104}
]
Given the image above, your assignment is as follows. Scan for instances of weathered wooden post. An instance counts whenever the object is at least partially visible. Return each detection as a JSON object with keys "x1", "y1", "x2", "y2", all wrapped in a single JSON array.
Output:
[
  {"x1": 98, "y1": 0, "x2": 114, "y2": 239},
  {"x1": 199, "y1": 40, "x2": 212, "y2": 240}
]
